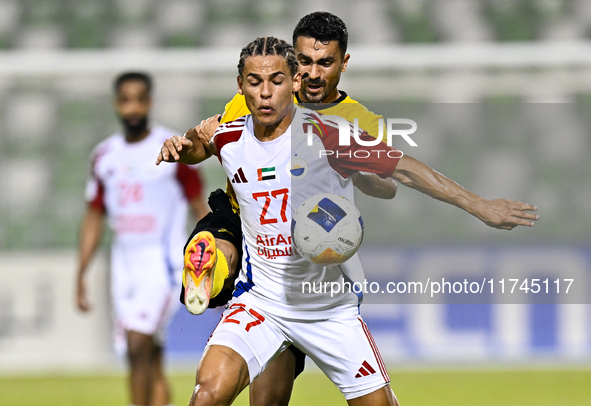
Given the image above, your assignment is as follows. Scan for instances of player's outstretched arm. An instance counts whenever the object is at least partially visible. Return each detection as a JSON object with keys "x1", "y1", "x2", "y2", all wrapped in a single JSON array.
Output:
[
  {"x1": 351, "y1": 171, "x2": 397, "y2": 199},
  {"x1": 156, "y1": 132, "x2": 207, "y2": 165},
  {"x1": 391, "y1": 155, "x2": 539, "y2": 230},
  {"x1": 156, "y1": 114, "x2": 221, "y2": 165}
]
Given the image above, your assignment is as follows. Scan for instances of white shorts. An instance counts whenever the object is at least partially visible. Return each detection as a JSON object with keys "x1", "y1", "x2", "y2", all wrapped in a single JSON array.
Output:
[
  {"x1": 206, "y1": 294, "x2": 390, "y2": 400},
  {"x1": 111, "y1": 244, "x2": 181, "y2": 350}
]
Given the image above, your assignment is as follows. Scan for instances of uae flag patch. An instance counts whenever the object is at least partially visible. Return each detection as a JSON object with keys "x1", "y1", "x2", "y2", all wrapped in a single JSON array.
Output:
[{"x1": 257, "y1": 166, "x2": 276, "y2": 181}]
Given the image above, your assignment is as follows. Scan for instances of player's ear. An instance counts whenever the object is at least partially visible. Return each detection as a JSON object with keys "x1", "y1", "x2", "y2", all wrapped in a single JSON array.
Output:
[
  {"x1": 292, "y1": 71, "x2": 301, "y2": 94},
  {"x1": 341, "y1": 53, "x2": 350, "y2": 73},
  {"x1": 237, "y1": 75, "x2": 244, "y2": 95}
]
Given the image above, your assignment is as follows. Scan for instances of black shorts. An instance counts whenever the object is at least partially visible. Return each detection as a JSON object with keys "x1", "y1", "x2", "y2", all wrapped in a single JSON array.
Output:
[{"x1": 180, "y1": 189, "x2": 243, "y2": 309}]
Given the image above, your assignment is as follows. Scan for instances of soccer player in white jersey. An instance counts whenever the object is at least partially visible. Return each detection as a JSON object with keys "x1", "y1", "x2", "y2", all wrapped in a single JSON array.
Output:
[
  {"x1": 157, "y1": 37, "x2": 539, "y2": 406},
  {"x1": 75, "y1": 72, "x2": 208, "y2": 406},
  {"x1": 163, "y1": 13, "x2": 399, "y2": 406}
]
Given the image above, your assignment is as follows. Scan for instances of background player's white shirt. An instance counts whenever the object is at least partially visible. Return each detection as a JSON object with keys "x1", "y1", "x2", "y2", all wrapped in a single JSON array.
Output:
[
  {"x1": 213, "y1": 109, "x2": 399, "y2": 319},
  {"x1": 85, "y1": 126, "x2": 193, "y2": 280}
]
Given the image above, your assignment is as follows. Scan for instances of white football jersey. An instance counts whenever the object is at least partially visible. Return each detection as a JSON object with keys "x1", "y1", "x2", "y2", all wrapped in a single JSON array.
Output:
[
  {"x1": 213, "y1": 109, "x2": 399, "y2": 318},
  {"x1": 86, "y1": 126, "x2": 202, "y2": 272}
]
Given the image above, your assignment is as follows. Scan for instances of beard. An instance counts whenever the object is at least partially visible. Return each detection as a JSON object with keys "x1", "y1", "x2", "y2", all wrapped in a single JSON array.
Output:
[
  {"x1": 120, "y1": 116, "x2": 149, "y2": 138},
  {"x1": 301, "y1": 75, "x2": 339, "y2": 103}
]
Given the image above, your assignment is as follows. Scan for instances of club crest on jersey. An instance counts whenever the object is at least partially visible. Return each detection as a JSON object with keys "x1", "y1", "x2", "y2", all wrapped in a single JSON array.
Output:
[
  {"x1": 287, "y1": 157, "x2": 308, "y2": 179},
  {"x1": 257, "y1": 166, "x2": 276, "y2": 181}
]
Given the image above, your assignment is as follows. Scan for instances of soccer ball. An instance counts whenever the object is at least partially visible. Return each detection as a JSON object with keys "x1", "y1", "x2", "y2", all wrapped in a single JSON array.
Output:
[{"x1": 292, "y1": 193, "x2": 364, "y2": 266}]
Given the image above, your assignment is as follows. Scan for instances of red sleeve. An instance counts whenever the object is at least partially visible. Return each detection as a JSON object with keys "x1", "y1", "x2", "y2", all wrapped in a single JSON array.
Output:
[
  {"x1": 87, "y1": 150, "x2": 106, "y2": 213},
  {"x1": 176, "y1": 163, "x2": 204, "y2": 200},
  {"x1": 88, "y1": 180, "x2": 106, "y2": 213},
  {"x1": 213, "y1": 117, "x2": 246, "y2": 163},
  {"x1": 307, "y1": 117, "x2": 401, "y2": 178}
]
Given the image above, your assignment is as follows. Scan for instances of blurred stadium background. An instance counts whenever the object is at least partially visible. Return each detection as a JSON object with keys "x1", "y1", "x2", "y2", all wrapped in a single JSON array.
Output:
[{"x1": 0, "y1": 0, "x2": 590, "y2": 404}]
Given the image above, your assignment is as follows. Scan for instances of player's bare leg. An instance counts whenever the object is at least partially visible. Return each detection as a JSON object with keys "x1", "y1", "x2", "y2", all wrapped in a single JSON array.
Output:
[
  {"x1": 150, "y1": 346, "x2": 171, "y2": 406},
  {"x1": 249, "y1": 347, "x2": 297, "y2": 406},
  {"x1": 190, "y1": 345, "x2": 250, "y2": 406},
  {"x1": 127, "y1": 330, "x2": 170, "y2": 406},
  {"x1": 347, "y1": 385, "x2": 399, "y2": 406}
]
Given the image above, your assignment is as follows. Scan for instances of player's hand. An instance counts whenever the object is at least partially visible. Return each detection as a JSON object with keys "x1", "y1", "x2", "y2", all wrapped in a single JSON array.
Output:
[
  {"x1": 195, "y1": 114, "x2": 221, "y2": 148},
  {"x1": 155, "y1": 135, "x2": 200, "y2": 165},
  {"x1": 474, "y1": 199, "x2": 539, "y2": 230},
  {"x1": 76, "y1": 277, "x2": 91, "y2": 312}
]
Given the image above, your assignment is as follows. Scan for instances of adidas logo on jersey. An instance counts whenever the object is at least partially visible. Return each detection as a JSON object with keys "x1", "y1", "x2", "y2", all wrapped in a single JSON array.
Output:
[
  {"x1": 355, "y1": 360, "x2": 377, "y2": 378},
  {"x1": 231, "y1": 167, "x2": 248, "y2": 184}
]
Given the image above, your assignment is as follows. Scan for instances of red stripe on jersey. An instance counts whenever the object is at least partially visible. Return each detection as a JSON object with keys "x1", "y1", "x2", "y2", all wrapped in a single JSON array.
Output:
[
  {"x1": 358, "y1": 317, "x2": 390, "y2": 383},
  {"x1": 306, "y1": 112, "x2": 401, "y2": 179},
  {"x1": 214, "y1": 119, "x2": 246, "y2": 163},
  {"x1": 176, "y1": 163, "x2": 204, "y2": 200},
  {"x1": 224, "y1": 122, "x2": 247, "y2": 128}
]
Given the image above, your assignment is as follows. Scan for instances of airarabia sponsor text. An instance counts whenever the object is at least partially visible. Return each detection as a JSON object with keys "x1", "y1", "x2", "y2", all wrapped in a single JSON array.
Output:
[
  {"x1": 114, "y1": 214, "x2": 156, "y2": 233},
  {"x1": 256, "y1": 233, "x2": 293, "y2": 260}
]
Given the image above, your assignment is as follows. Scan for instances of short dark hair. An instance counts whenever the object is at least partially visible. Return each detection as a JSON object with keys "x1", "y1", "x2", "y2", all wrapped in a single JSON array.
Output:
[
  {"x1": 292, "y1": 12, "x2": 348, "y2": 56},
  {"x1": 114, "y1": 72, "x2": 152, "y2": 94},
  {"x1": 238, "y1": 37, "x2": 298, "y2": 78}
]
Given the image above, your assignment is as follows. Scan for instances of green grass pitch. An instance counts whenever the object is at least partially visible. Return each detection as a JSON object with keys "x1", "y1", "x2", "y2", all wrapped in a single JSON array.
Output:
[{"x1": 1, "y1": 367, "x2": 589, "y2": 405}]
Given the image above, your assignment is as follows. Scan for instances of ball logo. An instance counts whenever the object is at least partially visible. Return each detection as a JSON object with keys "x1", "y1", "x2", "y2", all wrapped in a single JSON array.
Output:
[
  {"x1": 307, "y1": 198, "x2": 346, "y2": 232},
  {"x1": 338, "y1": 236, "x2": 355, "y2": 247},
  {"x1": 287, "y1": 157, "x2": 309, "y2": 179}
]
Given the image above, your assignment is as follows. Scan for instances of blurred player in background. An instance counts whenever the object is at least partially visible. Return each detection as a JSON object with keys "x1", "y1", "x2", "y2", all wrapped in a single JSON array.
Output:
[{"x1": 76, "y1": 71, "x2": 208, "y2": 406}]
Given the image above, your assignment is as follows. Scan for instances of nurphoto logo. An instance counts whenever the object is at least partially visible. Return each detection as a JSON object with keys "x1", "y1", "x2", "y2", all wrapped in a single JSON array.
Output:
[{"x1": 306, "y1": 115, "x2": 418, "y2": 147}]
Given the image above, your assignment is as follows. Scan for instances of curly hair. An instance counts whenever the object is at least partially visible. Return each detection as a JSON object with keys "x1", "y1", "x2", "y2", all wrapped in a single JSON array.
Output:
[
  {"x1": 292, "y1": 12, "x2": 348, "y2": 56},
  {"x1": 237, "y1": 37, "x2": 298, "y2": 78}
]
